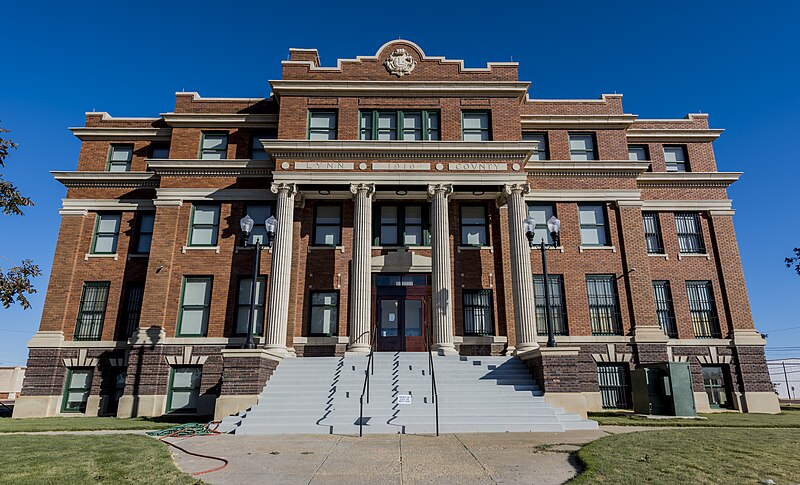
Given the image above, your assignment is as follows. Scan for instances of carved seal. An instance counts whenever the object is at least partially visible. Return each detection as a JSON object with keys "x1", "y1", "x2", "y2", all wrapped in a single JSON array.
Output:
[{"x1": 384, "y1": 48, "x2": 416, "y2": 77}]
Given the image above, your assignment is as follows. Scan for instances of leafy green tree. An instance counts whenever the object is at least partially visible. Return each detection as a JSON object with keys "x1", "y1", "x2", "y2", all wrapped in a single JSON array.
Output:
[
  {"x1": 0, "y1": 125, "x2": 41, "y2": 309},
  {"x1": 787, "y1": 248, "x2": 800, "y2": 276}
]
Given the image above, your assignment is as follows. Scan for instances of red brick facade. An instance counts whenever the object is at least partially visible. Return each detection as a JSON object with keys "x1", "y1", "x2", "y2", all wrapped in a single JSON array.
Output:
[{"x1": 15, "y1": 40, "x2": 778, "y2": 419}]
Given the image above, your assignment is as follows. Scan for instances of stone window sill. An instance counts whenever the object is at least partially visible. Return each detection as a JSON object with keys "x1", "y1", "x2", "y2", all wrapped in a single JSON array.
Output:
[
  {"x1": 372, "y1": 246, "x2": 431, "y2": 250},
  {"x1": 457, "y1": 246, "x2": 493, "y2": 253},
  {"x1": 532, "y1": 245, "x2": 565, "y2": 253},
  {"x1": 308, "y1": 245, "x2": 346, "y2": 253},
  {"x1": 181, "y1": 246, "x2": 220, "y2": 254},
  {"x1": 84, "y1": 253, "x2": 118, "y2": 261},
  {"x1": 647, "y1": 253, "x2": 669, "y2": 260},
  {"x1": 579, "y1": 245, "x2": 616, "y2": 253},
  {"x1": 127, "y1": 253, "x2": 149, "y2": 260},
  {"x1": 234, "y1": 246, "x2": 273, "y2": 254},
  {"x1": 678, "y1": 253, "x2": 711, "y2": 260}
]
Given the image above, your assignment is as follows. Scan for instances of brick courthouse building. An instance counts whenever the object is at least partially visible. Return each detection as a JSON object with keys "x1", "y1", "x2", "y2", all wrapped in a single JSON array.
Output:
[{"x1": 15, "y1": 40, "x2": 779, "y2": 420}]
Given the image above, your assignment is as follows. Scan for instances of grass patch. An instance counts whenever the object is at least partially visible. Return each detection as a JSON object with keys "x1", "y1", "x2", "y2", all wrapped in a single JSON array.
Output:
[
  {"x1": 0, "y1": 434, "x2": 197, "y2": 484},
  {"x1": 589, "y1": 406, "x2": 800, "y2": 427},
  {"x1": 572, "y1": 428, "x2": 800, "y2": 484},
  {"x1": 0, "y1": 415, "x2": 201, "y2": 433}
]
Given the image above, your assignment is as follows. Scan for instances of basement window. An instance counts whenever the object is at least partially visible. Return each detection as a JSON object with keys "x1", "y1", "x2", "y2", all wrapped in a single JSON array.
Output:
[
  {"x1": 167, "y1": 366, "x2": 202, "y2": 413},
  {"x1": 61, "y1": 368, "x2": 93, "y2": 413}
]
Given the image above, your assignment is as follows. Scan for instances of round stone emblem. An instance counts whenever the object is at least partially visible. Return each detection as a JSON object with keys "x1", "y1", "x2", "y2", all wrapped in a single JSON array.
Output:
[
  {"x1": 385, "y1": 48, "x2": 417, "y2": 77},
  {"x1": 281, "y1": 162, "x2": 290, "y2": 169},
  {"x1": 359, "y1": 162, "x2": 368, "y2": 170},
  {"x1": 435, "y1": 163, "x2": 444, "y2": 171}
]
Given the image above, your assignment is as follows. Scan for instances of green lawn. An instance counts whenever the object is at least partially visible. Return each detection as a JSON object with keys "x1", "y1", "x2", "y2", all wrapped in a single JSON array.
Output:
[
  {"x1": 0, "y1": 416, "x2": 193, "y2": 433},
  {"x1": 0, "y1": 434, "x2": 197, "y2": 484},
  {"x1": 589, "y1": 406, "x2": 800, "y2": 427},
  {"x1": 572, "y1": 428, "x2": 800, "y2": 484}
]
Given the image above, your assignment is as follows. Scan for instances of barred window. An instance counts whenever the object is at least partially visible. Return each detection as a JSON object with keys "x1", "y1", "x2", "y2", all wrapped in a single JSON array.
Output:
[
  {"x1": 522, "y1": 132, "x2": 549, "y2": 160},
  {"x1": 533, "y1": 275, "x2": 568, "y2": 336},
  {"x1": 91, "y1": 213, "x2": 121, "y2": 254},
  {"x1": 687, "y1": 281, "x2": 721, "y2": 338},
  {"x1": 527, "y1": 204, "x2": 556, "y2": 245},
  {"x1": 121, "y1": 283, "x2": 144, "y2": 340},
  {"x1": 675, "y1": 212, "x2": 705, "y2": 254},
  {"x1": 586, "y1": 275, "x2": 622, "y2": 335},
  {"x1": 463, "y1": 290, "x2": 494, "y2": 336},
  {"x1": 597, "y1": 364, "x2": 632, "y2": 409},
  {"x1": 652, "y1": 281, "x2": 677, "y2": 338},
  {"x1": 642, "y1": 212, "x2": 664, "y2": 254},
  {"x1": 236, "y1": 277, "x2": 266, "y2": 336},
  {"x1": 199, "y1": 132, "x2": 228, "y2": 160},
  {"x1": 108, "y1": 144, "x2": 133, "y2": 172},
  {"x1": 74, "y1": 282, "x2": 110, "y2": 341},
  {"x1": 569, "y1": 133, "x2": 597, "y2": 160}
]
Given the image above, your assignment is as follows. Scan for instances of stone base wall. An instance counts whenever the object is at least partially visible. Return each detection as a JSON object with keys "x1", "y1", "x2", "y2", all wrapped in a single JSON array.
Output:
[
  {"x1": 295, "y1": 344, "x2": 347, "y2": 357},
  {"x1": 457, "y1": 343, "x2": 505, "y2": 356}
]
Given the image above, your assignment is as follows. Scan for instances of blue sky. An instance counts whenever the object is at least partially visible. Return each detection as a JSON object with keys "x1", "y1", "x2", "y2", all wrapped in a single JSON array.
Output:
[{"x1": 1, "y1": 0, "x2": 798, "y2": 366}]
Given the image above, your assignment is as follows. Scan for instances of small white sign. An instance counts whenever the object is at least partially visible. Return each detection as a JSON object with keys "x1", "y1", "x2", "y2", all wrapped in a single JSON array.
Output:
[
  {"x1": 388, "y1": 313, "x2": 396, "y2": 322},
  {"x1": 396, "y1": 394, "x2": 412, "y2": 405}
]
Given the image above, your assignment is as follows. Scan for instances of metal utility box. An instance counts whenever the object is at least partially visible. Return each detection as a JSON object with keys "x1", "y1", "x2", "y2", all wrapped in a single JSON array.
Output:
[{"x1": 631, "y1": 362, "x2": 696, "y2": 416}]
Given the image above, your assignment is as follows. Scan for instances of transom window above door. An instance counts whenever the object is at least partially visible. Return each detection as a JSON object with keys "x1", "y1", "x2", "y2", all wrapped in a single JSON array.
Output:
[
  {"x1": 359, "y1": 110, "x2": 440, "y2": 140},
  {"x1": 374, "y1": 204, "x2": 430, "y2": 246}
]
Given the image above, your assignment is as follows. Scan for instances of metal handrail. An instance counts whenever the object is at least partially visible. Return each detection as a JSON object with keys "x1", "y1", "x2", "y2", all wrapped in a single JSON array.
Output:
[
  {"x1": 359, "y1": 327, "x2": 378, "y2": 437},
  {"x1": 423, "y1": 323, "x2": 439, "y2": 437}
]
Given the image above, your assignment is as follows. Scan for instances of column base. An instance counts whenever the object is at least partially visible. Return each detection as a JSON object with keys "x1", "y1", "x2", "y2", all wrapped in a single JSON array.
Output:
[
  {"x1": 345, "y1": 343, "x2": 371, "y2": 356},
  {"x1": 514, "y1": 342, "x2": 541, "y2": 356},
  {"x1": 262, "y1": 346, "x2": 289, "y2": 360},
  {"x1": 432, "y1": 343, "x2": 458, "y2": 356}
]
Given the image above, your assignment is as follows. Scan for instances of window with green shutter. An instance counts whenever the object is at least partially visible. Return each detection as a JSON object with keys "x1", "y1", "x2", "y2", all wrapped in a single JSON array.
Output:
[
  {"x1": 177, "y1": 277, "x2": 213, "y2": 337},
  {"x1": 188, "y1": 205, "x2": 220, "y2": 247},
  {"x1": 91, "y1": 213, "x2": 121, "y2": 254},
  {"x1": 359, "y1": 110, "x2": 439, "y2": 140}
]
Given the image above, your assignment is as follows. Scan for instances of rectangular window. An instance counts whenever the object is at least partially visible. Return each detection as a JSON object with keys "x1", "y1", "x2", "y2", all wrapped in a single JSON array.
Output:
[
  {"x1": 702, "y1": 366, "x2": 732, "y2": 409},
  {"x1": 587, "y1": 275, "x2": 622, "y2": 335},
  {"x1": 686, "y1": 281, "x2": 720, "y2": 338},
  {"x1": 235, "y1": 277, "x2": 266, "y2": 336},
  {"x1": 460, "y1": 205, "x2": 488, "y2": 246},
  {"x1": 250, "y1": 132, "x2": 275, "y2": 160},
  {"x1": 177, "y1": 277, "x2": 212, "y2": 337},
  {"x1": 199, "y1": 132, "x2": 228, "y2": 160},
  {"x1": 522, "y1": 132, "x2": 549, "y2": 161},
  {"x1": 375, "y1": 204, "x2": 429, "y2": 246},
  {"x1": 108, "y1": 144, "x2": 133, "y2": 172},
  {"x1": 462, "y1": 112, "x2": 491, "y2": 141},
  {"x1": 463, "y1": 290, "x2": 494, "y2": 336},
  {"x1": 243, "y1": 204, "x2": 273, "y2": 245},
  {"x1": 642, "y1": 212, "x2": 664, "y2": 254},
  {"x1": 675, "y1": 212, "x2": 705, "y2": 254},
  {"x1": 61, "y1": 368, "x2": 93, "y2": 413},
  {"x1": 150, "y1": 143, "x2": 170, "y2": 159},
  {"x1": 167, "y1": 367, "x2": 202, "y2": 413},
  {"x1": 134, "y1": 212, "x2": 155, "y2": 254},
  {"x1": 578, "y1": 204, "x2": 608, "y2": 246},
  {"x1": 121, "y1": 283, "x2": 144, "y2": 339},
  {"x1": 627, "y1": 145, "x2": 649, "y2": 161},
  {"x1": 74, "y1": 282, "x2": 110, "y2": 341},
  {"x1": 188, "y1": 205, "x2": 220, "y2": 247},
  {"x1": 527, "y1": 204, "x2": 556, "y2": 245},
  {"x1": 308, "y1": 110, "x2": 337, "y2": 140},
  {"x1": 533, "y1": 275, "x2": 568, "y2": 336},
  {"x1": 313, "y1": 204, "x2": 342, "y2": 246},
  {"x1": 91, "y1": 213, "x2": 121, "y2": 254},
  {"x1": 569, "y1": 133, "x2": 597, "y2": 160},
  {"x1": 597, "y1": 364, "x2": 632, "y2": 409},
  {"x1": 664, "y1": 146, "x2": 688, "y2": 172},
  {"x1": 652, "y1": 281, "x2": 677, "y2": 338},
  {"x1": 359, "y1": 110, "x2": 439, "y2": 141},
  {"x1": 309, "y1": 291, "x2": 339, "y2": 336}
]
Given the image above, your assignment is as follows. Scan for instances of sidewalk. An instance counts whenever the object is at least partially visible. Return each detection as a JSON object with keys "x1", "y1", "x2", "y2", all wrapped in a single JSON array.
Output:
[{"x1": 165, "y1": 428, "x2": 642, "y2": 484}]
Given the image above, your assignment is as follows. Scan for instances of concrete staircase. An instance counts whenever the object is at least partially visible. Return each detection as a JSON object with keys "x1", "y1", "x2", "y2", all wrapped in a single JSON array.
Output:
[{"x1": 219, "y1": 352, "x2": 597, "y2": 435}]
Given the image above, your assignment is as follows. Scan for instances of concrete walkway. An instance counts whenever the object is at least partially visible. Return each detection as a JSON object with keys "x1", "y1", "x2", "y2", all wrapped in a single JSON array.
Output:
[{"x1": 165, "y1": 428, "x2": 643, "y2": 484}]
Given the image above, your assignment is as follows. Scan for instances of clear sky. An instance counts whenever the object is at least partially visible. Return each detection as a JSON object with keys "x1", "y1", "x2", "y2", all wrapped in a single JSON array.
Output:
[{"x1": 1, "y1": 0, "x2": 798, "y2": 366}]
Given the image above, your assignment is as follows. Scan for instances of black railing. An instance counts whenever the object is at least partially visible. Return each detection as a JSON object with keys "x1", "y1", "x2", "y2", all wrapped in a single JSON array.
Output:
[
  {"x1": 359, "y1": 328, "x2": 378, "y2": 437},
  {"x1": 423, "y1": 323, "x2": 439, "y2": 437}
]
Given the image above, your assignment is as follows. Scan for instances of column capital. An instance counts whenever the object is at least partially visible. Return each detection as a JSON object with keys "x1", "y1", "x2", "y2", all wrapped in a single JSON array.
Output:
[
  {"x1": 349, "y1": 183, "x2": 376, "y2": 198},
  {"x1": 427, "y1": 183, "x2": 453, "y2": 200},
  {"x1": 270, "y1": 182, "x2": 298, "y2": 198},
  {"x1": 503, "y1": 182, "x2": 531, "y2": 196}
]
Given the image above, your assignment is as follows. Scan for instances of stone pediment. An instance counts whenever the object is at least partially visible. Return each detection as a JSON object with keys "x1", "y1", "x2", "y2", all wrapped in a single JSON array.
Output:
[{"x1": 371, "y1": 249, "x2": 431, "y2": 273}]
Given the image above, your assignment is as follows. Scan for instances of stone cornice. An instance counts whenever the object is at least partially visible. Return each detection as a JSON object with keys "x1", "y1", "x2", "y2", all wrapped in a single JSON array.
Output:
[
  {"x1": 52, "y1": 171, "x2": 160, "y2": 189},
  {"x1": 146, "y1": 159, "x2": 275, "y2": 177},
  {"x1": 69, "y1": 127, "x2": 171, "y2": 141},
  {"x1": 520, "y1": 114, "x2": 638, "y2": 129},
  {"x1": 640, "y1": 199, "x2": 733, "y2": 212},
  {"x1": 60, "y1": 198, "x2": 156, "y2": 213},
  {"x1": 269, "y1": 80, "x2": 531, "y2": 100},
  {"x1": 525, "y1": 160, "x2": 650, "y2": 178},
  {"x1": 160, "y1": 113, "x2": 278, "y2": 128},
  {"x1": 272, "y1": 170, "x2": 527, "y2": 185},
  {"x1": 263, "y1": 140, "x2": 538, "y2": 162},
  {"x1": 525, "y1": 189, "x2": 641, "y2": 202},
  {"x1": 637, "y1": 172, "x2": 741, "y2": 189},
  {"x1": 626, "y1": 128, "x2": 724, "y2": 142}
]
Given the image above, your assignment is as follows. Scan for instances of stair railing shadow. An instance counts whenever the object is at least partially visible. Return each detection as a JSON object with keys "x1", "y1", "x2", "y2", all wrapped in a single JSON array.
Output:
[
  {"x1": 358, "y1": 328, "x2": 378, "y2": 436},
  {"x1": 316, "y1": 356, "x2": 343, "y2": 428},
  {"x1": 386, "y1": 352, "x2": 403, "y2": 433}
]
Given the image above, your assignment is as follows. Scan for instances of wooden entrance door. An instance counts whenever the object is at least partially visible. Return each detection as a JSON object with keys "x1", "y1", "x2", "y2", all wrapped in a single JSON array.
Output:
[{"x1": 374, "y1": 274, "x2": 431, "y2": 352}]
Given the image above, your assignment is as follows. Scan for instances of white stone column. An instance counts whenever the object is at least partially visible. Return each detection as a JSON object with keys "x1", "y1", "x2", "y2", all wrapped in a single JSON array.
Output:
[
  {"x1": 504, "y1": 183, "x2": 540, "y2": 355},
  {"x1": 428, "y1": 183, "x2": 458, "y2": 355},
  {"x1": 264, "y1": 183, "x2": 297, "y2": 356},
  {"x1": 348, "y1": 183, "x2": 375, "y2": 354}
]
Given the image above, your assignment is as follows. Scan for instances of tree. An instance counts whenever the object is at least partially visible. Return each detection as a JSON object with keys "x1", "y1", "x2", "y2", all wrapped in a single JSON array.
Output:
[
  {"x1": 787, "y1": 248, "x2": 800, "y2": 276},
  {"x1": 0, "y1": 125, "x2": 41, "y2": 309}
]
